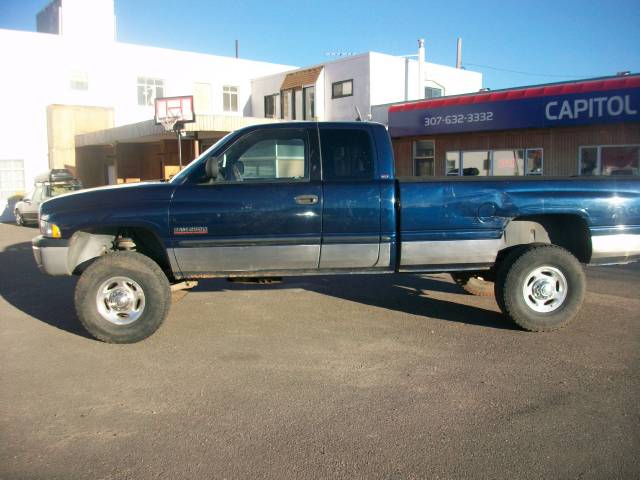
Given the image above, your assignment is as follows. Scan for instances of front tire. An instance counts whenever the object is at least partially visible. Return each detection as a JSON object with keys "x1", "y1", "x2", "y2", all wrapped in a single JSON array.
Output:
[
  {"x1": 495, "y1": 245, "x2": 585, "y2": 332},
  {"x1": 75, "y1": 251, "x2": 171, "y2": 343}
]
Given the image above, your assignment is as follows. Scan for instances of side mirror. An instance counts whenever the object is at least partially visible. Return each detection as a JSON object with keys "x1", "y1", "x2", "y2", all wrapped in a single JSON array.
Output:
[{"x1": 205, "y1": 156, "x2": 219, "y2": 179}]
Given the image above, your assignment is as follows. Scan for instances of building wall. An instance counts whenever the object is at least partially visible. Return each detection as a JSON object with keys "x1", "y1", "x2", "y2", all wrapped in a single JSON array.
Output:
[
  {"x1": 323, "y1": 54, "x2": 371, "y2": 121},
  {"x1": 0, "y1": 27, "x2": 295, "y2": 220},
  {"x1": 250, "y1": 72, "x2": 285, "y2": 119},
  {"x1": 369, "y1": 53, "x2": 482, "y2": 117},
  {"x1": 369, "y1": 56, "x2": 483, "y2": 125},
  {"x1": 392, "y1": 123, "x2": 640, "y2": 177},
  {"x1": 47, "y1": 0, "x2": 116, "y2": 42},
  {"x1": 36, "y1": 0, "x2": 61, "y2": 35},
  {"x1": 251, "y1": 53, "x2": 482, "y2": 121},
  {"x1": 47, "y1": 105, "x2": 114, "y2": 172},
  {"x1": 368, "y1": 53, "x2": 411, "y2": 110},
  {"x1": 421, "y1": 62, "x2": 483, "y2": 97}
]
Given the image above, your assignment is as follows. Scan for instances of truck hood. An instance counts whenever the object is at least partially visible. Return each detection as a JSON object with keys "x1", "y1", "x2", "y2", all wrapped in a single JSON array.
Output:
[
  {"x1": 42, "y1": 181, "x2": 170, "y2": 209},
  {"x1": 39, "y1": 181, "x2": 175, "y2": 237}
]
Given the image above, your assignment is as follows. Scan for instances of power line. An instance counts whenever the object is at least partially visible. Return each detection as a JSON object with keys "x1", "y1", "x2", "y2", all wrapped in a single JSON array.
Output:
[{"x1": 463, "y1": 62, "x2": 597, "y2": 79}]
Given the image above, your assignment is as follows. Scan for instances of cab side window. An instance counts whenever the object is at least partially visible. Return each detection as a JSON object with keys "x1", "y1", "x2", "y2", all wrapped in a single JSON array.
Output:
[
  {"x1": 320, "y1": 129, "x2": 374, "y2": 181},
  {"x1": 215, "y1": 129, "x2": 308, "y2": 182}
]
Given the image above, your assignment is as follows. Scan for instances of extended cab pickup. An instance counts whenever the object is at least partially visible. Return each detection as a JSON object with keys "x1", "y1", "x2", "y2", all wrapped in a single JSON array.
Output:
[{"x1": 33, "y1": 122, "x2": 640, "y2": 343}]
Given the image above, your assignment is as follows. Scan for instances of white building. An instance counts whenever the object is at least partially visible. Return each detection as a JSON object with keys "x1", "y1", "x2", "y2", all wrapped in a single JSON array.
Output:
[
  {"x1": 0, "y1": 0, "x2": 482, "y2": 221},
  {"x1": 0, "y1": 0, "x2": 295, "y2": 221},
  {"x1": 251, "y1": 50, "x2": 482, "y2": 122}
]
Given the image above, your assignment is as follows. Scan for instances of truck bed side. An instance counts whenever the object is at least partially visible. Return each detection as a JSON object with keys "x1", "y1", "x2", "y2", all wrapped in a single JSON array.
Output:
[{"x1": 397, "y1": 177, "x2": 640, "y2": 270}]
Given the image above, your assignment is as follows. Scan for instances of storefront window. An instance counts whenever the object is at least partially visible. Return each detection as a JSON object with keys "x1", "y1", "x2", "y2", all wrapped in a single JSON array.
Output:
[
  {"x1": 414, "y1": 140, "x2": 435, "y2": 176},
  {"x1": 461, "y1": 151, "x2": 490, "y2": 176},
  {"x1": 580, "y1": 147, "x2": 598, "y2": 175},
  {"x1": 446, "y1": 149, "x2": 543, "y2": 176},
  {"x1": 580, "y1": 146, "x2": 639, "y2": 176},
  {"x1": 493, "y1": 150, "x2": 525, "y2": 176},
  {"x1": 446, "y1": 152, "x2": 460, "y2": 175},
  {"x1": 602, "y1": 146, "x2": 639, "y2": 176},
  {"x1": 526, "y1": 149, "x2": 543, "y2": 175}
]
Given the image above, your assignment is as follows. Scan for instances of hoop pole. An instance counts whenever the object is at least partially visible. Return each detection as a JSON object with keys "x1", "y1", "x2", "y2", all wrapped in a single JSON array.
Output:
[{"x1": 176, "y1": 128, "x2": 183, "y2": 170}]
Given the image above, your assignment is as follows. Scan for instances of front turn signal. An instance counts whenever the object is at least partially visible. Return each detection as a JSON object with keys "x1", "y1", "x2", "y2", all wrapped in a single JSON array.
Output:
[{"x1": 40, "y1": 220, "x2": 62, "y2": 238}]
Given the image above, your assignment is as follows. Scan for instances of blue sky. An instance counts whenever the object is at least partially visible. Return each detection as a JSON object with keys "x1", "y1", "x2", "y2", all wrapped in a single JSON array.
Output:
[{"x1": 1, "y1": 0, "x2": 639, "y2": 89}]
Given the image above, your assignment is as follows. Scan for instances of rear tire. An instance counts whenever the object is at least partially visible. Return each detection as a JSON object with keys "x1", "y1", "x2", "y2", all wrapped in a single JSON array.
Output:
[
  {"x1": 75, "y1": 251, "x2": 171, "y2": 343},
  {"x1": 495, "y1": 245, "x2": 585, "y2": 332},
  {"x1": 450, "y1": 272, "x2": 494, "y2": 296}
]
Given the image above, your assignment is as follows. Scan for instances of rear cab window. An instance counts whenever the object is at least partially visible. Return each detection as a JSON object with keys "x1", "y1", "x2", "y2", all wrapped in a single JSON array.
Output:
[{"x1": 320, "y1": 128, "x2": 375, "y2": 181}]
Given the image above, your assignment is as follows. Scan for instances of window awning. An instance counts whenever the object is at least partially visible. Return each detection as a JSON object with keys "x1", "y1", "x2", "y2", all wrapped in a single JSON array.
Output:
[{"x1": 280, "y1": 67, "x2": 323, "y2": 91}]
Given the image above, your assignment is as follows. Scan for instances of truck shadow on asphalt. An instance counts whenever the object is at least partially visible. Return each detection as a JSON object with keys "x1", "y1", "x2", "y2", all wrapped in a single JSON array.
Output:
[
  {"x1": 0, "y1": 241, "x2": 514, "y2": 340},
  {"x1": 0, "y1": 240, "x2": 90, "y2": 338},
  {"x1": 193, "y1": 275, "x2": 515, "y2": 330}
]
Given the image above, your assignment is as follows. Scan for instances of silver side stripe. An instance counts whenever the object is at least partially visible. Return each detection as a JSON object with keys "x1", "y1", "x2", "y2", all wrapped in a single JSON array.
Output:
[
  {"x1": 174, "y1": 245, "x2": 320, "y2": 272},
  {"x1": 400, "y1": 233, "x2": 640, "y2": 267},
  {"x1": 401, "y1": 239, "x2": 503, "y2": 266},
  {"x1": 591, "y1": 234, "x2": 640, "y2": 260},
  {"x1": 375, "y1": 243, "x2": 391, "y2": 268},
  {"x1": 319, "y1": 243, "x2": 380, "y2": 268}
]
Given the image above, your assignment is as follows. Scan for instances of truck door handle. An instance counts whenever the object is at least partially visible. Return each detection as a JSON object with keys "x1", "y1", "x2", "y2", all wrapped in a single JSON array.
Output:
[{"x1": 294, "y1": 194, "x2": 319, "y2": 205}]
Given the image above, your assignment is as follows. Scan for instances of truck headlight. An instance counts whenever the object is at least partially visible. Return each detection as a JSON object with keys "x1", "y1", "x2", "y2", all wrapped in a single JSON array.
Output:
[{"x1": 40, "y1": 219, "x2": 61, "y2": 238}]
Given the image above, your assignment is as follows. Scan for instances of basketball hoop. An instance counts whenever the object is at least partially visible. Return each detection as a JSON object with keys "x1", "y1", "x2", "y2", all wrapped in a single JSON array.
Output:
[{"x1": 160, "y1": 114, "x2": 182, "y2": 133}]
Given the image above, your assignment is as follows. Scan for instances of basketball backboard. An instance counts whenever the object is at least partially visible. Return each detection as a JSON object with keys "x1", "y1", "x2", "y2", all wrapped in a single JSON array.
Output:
[{"x1": 154, "y1": 96, "x2": 195, "y2": 132}]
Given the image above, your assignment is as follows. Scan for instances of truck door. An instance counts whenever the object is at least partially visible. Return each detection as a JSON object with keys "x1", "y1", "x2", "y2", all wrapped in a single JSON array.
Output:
[
  {"x1": 319, "y1": 125, "x2": 382, "y2": 268},
  {"x1": 170, "y1": 127, "x2": 322, "y2": 275}
]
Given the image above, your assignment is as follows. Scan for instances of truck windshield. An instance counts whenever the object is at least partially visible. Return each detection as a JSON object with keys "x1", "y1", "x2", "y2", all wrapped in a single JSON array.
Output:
[{"x1": 49, "y1": 183, "x2": 82, "y2": 197}]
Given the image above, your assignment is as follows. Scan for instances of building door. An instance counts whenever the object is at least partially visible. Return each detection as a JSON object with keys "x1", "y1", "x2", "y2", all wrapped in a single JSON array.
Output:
[
  {"x1": 303, "y1": 86, "x2": 315, "y2": 120},
  {"x1": 280, "y1": 89, "x2": 294, "y2": 120},
  {"x1": 294, "y1": 90, "x2": 303, "y2": 120},
  {"x1": 170, "y1": 126, "x2": 323, "y2": 275}
]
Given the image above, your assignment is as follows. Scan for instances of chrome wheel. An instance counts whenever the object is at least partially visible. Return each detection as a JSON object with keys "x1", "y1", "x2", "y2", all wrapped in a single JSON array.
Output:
[
  {"x1": 96, "y1": 276, "x2": 145, "y2": 325},
  {"x1": 522, "y1": 265, "x2": 568, "y2": 313},
  {"x1": 15, "y1": 211, "x2": 23, "y2": 226}
]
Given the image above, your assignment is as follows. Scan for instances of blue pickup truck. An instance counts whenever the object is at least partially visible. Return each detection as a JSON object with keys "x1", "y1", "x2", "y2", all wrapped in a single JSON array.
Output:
[{"x1": 32, "y1": 122, "x2": 640, "y2": 343}]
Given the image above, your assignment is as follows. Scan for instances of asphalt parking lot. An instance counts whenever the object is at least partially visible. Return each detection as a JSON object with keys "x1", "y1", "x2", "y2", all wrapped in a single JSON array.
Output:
[{"x1": 1, "y1": 222, "x2": 639, "y2": 480}]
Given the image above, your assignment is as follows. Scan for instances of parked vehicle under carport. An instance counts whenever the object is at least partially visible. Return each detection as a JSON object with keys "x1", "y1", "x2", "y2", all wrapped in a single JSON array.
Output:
[{"x1": 15, "y1": 169, "x2": 82, "y2": 226}]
